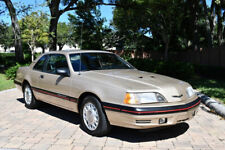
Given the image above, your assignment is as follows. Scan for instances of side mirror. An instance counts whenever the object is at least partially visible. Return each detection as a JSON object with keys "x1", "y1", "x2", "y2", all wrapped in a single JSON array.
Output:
[{"x1": 56, "y1": 68, "x2": 70, "y2": 77}]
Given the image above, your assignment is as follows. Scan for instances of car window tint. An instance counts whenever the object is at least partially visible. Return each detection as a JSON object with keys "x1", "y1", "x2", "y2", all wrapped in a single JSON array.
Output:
[
  {"x1": 69, "y1": 53, "x2": 134, "y2": 72},
  {"x1": 81, "y1": 53, "x2": 101, "y2": 70},
  {"x1": 45, "y1": 54, "x2": 69, "y2": 74},
  {"x1": 98, "y1": 53, "x2": 127, "y2": 69},
  {"x1": 33, "y1": 55, "x2": 48, "y2": 71},
  {"x1": 70, "y1": 54, "x2": 81, "y2": 71},
  {"x1": 81, "y1": 53, "x2": 131, "y2": 71}
]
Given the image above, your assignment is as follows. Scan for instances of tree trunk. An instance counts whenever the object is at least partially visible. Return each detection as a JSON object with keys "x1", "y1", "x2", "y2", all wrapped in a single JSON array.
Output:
[
  {"x1": 49, "y1": 16, "x2": 60, "y2": 51},
  {"x1": 48, "y1": 0, "x2": 61, "y2": 51},
  {"x1": 222, "y1": 11, "x2": 225, "y2": 45},
  {"x1": 202, "y1": 0, "x2": 213, "y2": 47},
  {"x1": 209, "y1": 0, "x2": 216, "y2": 44},
  {"x1": 164, "y1": 40, "x2": 169, "y2": 61},
  {"x1": 3, "y1": 0, "x2": 24, "y2": 63},
  {"x1": 161, "y1": 31, "x2": 170, "y2": 61},
  {"x1": 31, "y1": 48, "x2": 35, "y2": 61},
  {"x1": 216, "y1": 3, "x2": 223, "y2": 46},
  {"x1": 58, "y1": 44, "x2": 64, "y2": 50},
  {"x1": 192, "y1": 0, "x2": 199, "y2": 51}
]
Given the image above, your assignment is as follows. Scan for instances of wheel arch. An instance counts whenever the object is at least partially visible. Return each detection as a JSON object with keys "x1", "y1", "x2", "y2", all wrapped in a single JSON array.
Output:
[
  {"x1": 77, "y1": 92, "x2": 102, "y2": 113},
  {"x1": 78, "y1": 92, "x2": 104, "y2": 114},
  {"x1": 22, "y1": 80, "x2": 30, "y2": 92}
]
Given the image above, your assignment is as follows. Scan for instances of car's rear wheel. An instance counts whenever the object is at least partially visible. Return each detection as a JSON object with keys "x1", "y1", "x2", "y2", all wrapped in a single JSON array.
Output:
[
  {"x1": 80, "y1": 96, "x2": 111, "y2": 136},
  {"x1": 23, "y1": 84, "x2": 38, "y2": 109}
]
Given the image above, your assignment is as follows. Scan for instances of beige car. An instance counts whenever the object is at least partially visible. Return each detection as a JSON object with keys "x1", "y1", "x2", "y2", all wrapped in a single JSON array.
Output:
[{"x1": 15, "y1": 50, "x2": 200, "y2": 136}]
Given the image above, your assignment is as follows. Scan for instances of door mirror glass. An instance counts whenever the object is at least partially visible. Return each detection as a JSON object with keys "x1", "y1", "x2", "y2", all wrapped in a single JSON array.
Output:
[{"x1": 56, "y1": 68, "x2": 70, "y2": 77}]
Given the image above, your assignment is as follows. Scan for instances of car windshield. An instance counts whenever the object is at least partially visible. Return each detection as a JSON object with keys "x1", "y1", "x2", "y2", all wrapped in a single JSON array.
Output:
[{"x1": 70, "y1": 52, "x2": 134, "y2": 71}]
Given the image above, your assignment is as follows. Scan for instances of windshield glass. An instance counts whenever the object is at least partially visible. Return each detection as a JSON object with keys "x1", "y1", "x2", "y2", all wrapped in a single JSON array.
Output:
[{"x1": 69, "y1": 53, "x2": 134, "y2": 71}]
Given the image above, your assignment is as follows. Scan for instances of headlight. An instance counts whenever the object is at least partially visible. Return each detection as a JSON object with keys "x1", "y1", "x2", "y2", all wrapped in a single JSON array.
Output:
[
  {"x1": 186, "y1": 86, "x2": 195, "y2": 98},
  {"x1": 124, "y1": 92, "x2": 167, "y2": 104}
]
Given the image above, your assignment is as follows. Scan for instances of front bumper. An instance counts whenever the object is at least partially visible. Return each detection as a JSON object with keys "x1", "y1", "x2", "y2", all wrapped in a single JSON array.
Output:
[
  {"x1": 104, "y1": 98, "x2": 200, "y2": 129},
  {"x1": 14, "y1": 80, "x2": 22, "y2": 91}
]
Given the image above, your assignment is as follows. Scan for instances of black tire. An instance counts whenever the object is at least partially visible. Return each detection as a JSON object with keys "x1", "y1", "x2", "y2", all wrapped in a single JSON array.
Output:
[
  {"x1": 23, "y1": 84, "x2": 38, "y2": 109},
  {"x1": 80, "y1": 96, "x2": 111, "y2": 136}
]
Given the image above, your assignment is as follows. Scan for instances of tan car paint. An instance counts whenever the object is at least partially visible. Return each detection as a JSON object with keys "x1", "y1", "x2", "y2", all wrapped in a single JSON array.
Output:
[
  {"x1": 15, "y1": 50, "x2": 199, "y2": 129},
  {"x1": 106, "y1": 106, "x2": 197, "y2": 129}
]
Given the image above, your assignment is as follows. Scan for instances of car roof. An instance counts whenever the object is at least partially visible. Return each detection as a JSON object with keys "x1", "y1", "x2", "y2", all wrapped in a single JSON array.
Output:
[
  {"x1": 33, "y1": 50, "x2": 114, "y2": 63},
  {"x1": 44, "y1": 50, "x2": 113, "y2": 55}
]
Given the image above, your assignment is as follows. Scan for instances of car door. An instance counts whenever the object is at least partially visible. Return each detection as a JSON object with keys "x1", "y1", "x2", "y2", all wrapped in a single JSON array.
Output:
[
  {"x1": 30, "y1": 54, "x2": 49, "y2": 100},
  {"x1": 32, "y1": 54, "x2": 76, "y2": 110}
]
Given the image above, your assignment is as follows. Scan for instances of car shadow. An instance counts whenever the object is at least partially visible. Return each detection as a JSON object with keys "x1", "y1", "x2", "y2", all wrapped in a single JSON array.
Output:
[
  {"x1": 17, "y1": 98, "x2": 189, "y2": 142},
  {"x1": 108, "y1": 123, "x2": 189, "y2": 142},
  {"x1": 17, "y1": 98, "x2": 80, "y2": 125}
]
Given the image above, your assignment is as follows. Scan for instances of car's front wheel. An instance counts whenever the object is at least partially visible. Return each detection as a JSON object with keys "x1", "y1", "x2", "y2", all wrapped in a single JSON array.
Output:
[
  {"x1": 80, "y1": 96, "x2": 111, "y2": 136},
  {"x1": 23, "y1": 84, "x2": 38, "y2": 109}
]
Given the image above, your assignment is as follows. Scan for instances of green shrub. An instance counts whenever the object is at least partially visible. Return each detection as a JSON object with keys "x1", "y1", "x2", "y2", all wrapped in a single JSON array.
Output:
[
  {"x1": 24, "y1": 53, "x2": 31, "y2": 63},
  {"x1": 5, "y1": 63, "x2": 29, "y2": 80},
  {"x1": 0, "y1": 52, "x2": 41, "y2": 69},
  {"x1": 24, "y1": 52, "x2": 41, "y2": 63},
  {"x1": 128, "y1": 58, "x2": 195, "y2": 80},
  {"x1": 0, "y1": 53, "x2": 16, "y2": 68}
]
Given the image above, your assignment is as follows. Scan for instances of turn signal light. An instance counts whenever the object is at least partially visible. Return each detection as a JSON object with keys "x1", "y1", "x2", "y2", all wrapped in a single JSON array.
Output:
[{"x1": 124, "y1": 93, "x2": 138, "y2": 104}]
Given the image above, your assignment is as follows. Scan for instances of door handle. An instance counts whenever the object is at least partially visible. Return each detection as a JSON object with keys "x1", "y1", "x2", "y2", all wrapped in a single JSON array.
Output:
[{"x1": 40, "y1": 75, "x2": 44, "y2": 79}]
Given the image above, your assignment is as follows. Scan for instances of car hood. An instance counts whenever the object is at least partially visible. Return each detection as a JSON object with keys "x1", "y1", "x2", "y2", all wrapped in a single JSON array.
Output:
[{"x1": 84, "y1": 69, "x2": 192, "y2": 102}]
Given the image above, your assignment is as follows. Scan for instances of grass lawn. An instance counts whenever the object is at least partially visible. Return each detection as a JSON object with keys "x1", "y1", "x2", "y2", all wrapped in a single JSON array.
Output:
[
  {"x1": 0, "y1": 73, "x2": 15, "y2": 91},
  {"x1": 187, "y1": 77, "x2": 225, "y2": 104}
]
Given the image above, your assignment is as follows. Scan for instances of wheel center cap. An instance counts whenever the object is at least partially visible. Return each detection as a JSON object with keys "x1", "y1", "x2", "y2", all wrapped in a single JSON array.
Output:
[{"x1": 87, "y1": 110, "x2": 94, "y2": 123}]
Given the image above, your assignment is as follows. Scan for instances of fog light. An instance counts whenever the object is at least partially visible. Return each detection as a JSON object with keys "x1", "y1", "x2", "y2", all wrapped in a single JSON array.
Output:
[{"x1": 159, "y1": 118, "x2": 167, "y2": 124}]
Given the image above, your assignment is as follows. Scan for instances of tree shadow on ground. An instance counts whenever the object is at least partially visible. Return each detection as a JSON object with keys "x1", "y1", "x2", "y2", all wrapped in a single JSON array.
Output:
[{"x1": 17, "y1": 98, "x2": 189, "y2": 142}]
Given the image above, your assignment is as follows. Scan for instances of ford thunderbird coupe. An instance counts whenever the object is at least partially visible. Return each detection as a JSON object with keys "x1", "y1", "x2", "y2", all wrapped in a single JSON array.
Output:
[{"x1": 14, "y1": 50, "x2": 200, "y2": 136}]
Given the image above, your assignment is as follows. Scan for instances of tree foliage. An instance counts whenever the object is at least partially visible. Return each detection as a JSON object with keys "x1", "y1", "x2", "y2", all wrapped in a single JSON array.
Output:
[
  {"x1": 20, "y1": 12, "x2": 49, "y2": 61},
  {"x1": 68, "y1": 7, "x2": 107, "y2": 50},
  {"x1": 2, "y1": 0, "x2": 225, "y2": 62},
  {"x1": 113, "y1": 0, "x2": 191, "y2": 60},
  {"x1": 0, "y1": 22, "x2": 14, "y2": 51},
  {"x1": 112, "y1": 0, "x2": 225, "y2": 60},
  {"x1": 47, "y1": 0, "x2": 120, "y2": 51},
  {"x1": 57, "y1": 22, "x2": 71, "y2": 50},
  {"x1": 1, "y1": 0, "x2": 24, "y2": 62}
]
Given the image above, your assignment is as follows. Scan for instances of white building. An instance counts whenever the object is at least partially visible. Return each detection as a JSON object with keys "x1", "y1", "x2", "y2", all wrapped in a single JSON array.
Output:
[
  {"x1": 0, "y1": 44, "x2": 79, "y2": 53},
  {"x1": 0, "y1": 45, "x2": 15, "y2": 53}
]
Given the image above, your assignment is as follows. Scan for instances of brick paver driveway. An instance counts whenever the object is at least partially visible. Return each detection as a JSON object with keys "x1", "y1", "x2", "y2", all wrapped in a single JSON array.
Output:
[{"x1": 0, "y1": 89, "x2": 224, "y2": 150}]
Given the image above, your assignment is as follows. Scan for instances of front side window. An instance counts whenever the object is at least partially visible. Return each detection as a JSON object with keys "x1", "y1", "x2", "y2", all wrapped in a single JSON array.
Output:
[
  {"x1": 70, "y1": 53, "x2": 134, "y2": 72},
  {"x1": 44, "y1": 54, "x2": 69, "y2": 74},
  {"x1": 33, "y1": 55, "x2": 48, "y2": 71},
  {"x1": 70, "y1": 54, "x2": 81, "y2": 71}
]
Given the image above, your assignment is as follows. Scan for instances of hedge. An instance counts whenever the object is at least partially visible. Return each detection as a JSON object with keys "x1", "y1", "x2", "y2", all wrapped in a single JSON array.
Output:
[{"x1": 128, "y1": 58, "x2": 195, "y2": 80}]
